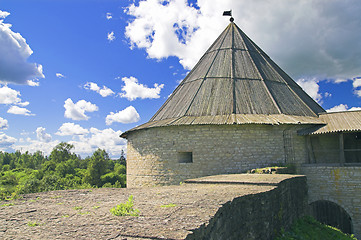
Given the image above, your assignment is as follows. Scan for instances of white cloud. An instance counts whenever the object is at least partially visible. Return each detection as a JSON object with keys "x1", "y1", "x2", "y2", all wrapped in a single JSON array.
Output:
[
  {"x1": 84, "y1": 82, "x2": 114, "y2": 97},
  {"x1": 13, "y1": 139, "x2": 60, "y2": 156},
  {"x1": 0, "y1": 11, "x2": 44, "y2": 85},
  {"x1": 107, "y1": 31, "x2": 115, "y2": 42},
  {"x1": 0, "y1": 132, "x2": 16, "y2": 151},
  {"x1": 36, "y1": 127, "x2": 52, "y2": 143},
  {"x1": 327, "y1": 104, "x2": 348, "y2": 113},
  {"x1": 27, "y1": 80, "x2": 39, "y2": 86},
  {"x1": 119, "y1": 76, "x2": 164, "y2": 101},
  {"x1": 56, "y1": 122, "x2": 89, "y2": 136},
  {"x1": 7, "y1": 105, "x2": 34, "y2": 116},
  {"x1": 327, "y1": 104, "x2": 361, "y2": 112},
  {"x1": 106, "y1": 106, "x2": 140, "y2": 125},
  {"x1": 64, "y1": 98, "x2": 98, "y2": 121},
  {"x1": 354, "y1": 89, "x2": 361, "y2": 97},
  {"x1": 125, "y1": 0, "x2": 361, "y2": 81},
  {"x1": 70, "y1": 127, "x2": 126, "y2": 158},
  {"x1": 56, "y1": 73, "x2": 65, "y2": 78},
  {"x1": 353, "y1": 78, "x2": 361, "y2": 88},
  {"x1": 0, "y1": 10, "x2": 10, "y2": 19},
  {"x1": 0, "y1": 85, "x2": 29, "y2": 105},
  {"x1": 296, "y1": 78, "x2": 322, "y2": 103},
  {"x1": 0, "y1": 117, "x2": 8, "y2": 130},
  {"x1": 106, "y1": 12, "x2": 113, "y2": 20},
  {"x1": 12, "y1": 126, "x2": 126, "y2": 158}
]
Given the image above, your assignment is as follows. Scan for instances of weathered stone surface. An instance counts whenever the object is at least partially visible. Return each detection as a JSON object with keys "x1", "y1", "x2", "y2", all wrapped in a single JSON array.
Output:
[{"x1": 0, "y1": 174, "x2": 307, "y2": 240}]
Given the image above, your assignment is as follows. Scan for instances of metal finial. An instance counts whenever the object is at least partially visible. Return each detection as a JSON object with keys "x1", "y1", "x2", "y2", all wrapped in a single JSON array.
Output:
[{"x1": 230, "y1": 17, "x2": 234, "y2": 22}]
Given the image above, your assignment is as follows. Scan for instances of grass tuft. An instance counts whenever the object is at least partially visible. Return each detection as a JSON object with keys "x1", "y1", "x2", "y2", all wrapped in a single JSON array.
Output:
[{"x1": 110, "y1": 195, "x2": 140, "y2": 217}]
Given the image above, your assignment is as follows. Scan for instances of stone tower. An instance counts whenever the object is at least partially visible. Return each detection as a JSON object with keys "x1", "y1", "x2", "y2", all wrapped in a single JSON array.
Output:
[{"x1": 121, "y1": 21, "x2": 325, "y2": 188}]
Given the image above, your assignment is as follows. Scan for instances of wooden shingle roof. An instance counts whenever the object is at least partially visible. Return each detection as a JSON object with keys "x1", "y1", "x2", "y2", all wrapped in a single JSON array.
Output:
[{"x1": 121, "y1": 22, "x2": 325, "y2": 137}]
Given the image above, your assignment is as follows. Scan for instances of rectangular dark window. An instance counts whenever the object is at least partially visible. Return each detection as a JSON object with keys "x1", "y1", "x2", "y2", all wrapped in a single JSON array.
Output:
[{"x1": 178, "y1": 152, "x2": 193, "y2": 163}]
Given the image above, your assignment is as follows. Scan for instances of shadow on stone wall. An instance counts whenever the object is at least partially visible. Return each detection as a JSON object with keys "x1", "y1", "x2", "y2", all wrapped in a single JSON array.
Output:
[{"x1": 186, "y1": 176, "x2": 308, "y2": 240}]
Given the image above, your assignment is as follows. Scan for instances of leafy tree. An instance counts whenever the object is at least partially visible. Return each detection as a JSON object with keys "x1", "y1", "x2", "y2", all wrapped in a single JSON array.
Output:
[
  {"x1": 83, "y1": 149, "x2": 109, "y2": 187},
  {"x1": 119, "y1": 150, "x2": 126, "y2": 166},
  {"x1": 49, "y1": 142, "x2": 75, "y2": 163},
  {"x1": 0, "y1": 144, "x2": 126, "y2": 199}
]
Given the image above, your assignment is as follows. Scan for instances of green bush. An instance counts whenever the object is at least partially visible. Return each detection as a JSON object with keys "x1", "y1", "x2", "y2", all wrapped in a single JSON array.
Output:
[
  {"x1": 0, "y1": 144, "x2": 126, "y2": 199},
  {"x1": 276, "y1": 216, "x2": 357, "y2": 240},
  {"x1": 110, "y1": 195, "x2": 140, "y2": 216}
]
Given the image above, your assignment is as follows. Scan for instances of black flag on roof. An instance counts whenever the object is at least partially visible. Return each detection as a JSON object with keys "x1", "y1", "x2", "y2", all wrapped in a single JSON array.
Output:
[{"x1": 223, "y1": 10, "x2": 232, "y2": 16}]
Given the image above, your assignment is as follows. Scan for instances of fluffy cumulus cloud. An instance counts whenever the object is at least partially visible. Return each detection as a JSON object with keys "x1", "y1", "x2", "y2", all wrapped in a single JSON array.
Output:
[
  {"x1": 56, "y1": 73, "x2": 65, "y2": 78},
  {"x1": 0, "y1": 10, "x2": 44, "y2": 85},
  {"x1": 64, "y1": 98, "x2": 98, "y2": 121},
  {"x1": 13, "y1": 126, "x2": 126, "y2": 158},
  {"x1": 84, "y1": 82, "x2": 114, "y2": 97},
  {"x1": 56, "y1": 122, "x2": 89, "y2": 136},
  {"x1": 353, "y1": 78, "x2": 361, "y2": 97},
  {"x1": 125, "y1": 0, "x2": 361, "y2": 81},
  {"x1": 0, "y1": 85, "x2": 29, "y2": 106},
  {"x1": 36, "y1": 127, "x2": 52, "y2": 143},
  {"x1": 327, "y1": 104, "x2": 361, "y2": 113},
  {"x1": 106, "y1": 12, "x2": 113, "y2": 20},
  {"x1": 119, "y1": 76, "x2": 164, "y2": 101},
  {"x1": 296, "y1": 78, "x2": 322, "y2": 103},
  {"x1": 0, "y1": 132, "x2": 16, "y2": 151},
  {"x1": 7, "y1": 105, "x2": 34, "y2": 116},
  {"x1": 107, "y1": 31, "x2": 115, "y2": 42},
  {"x1": 106, "y1": 106, "x2": 140, "y2": 125},
  {"x1": 70, "y1": 127, "x2": 126, "y2": 157},
  {"x1": 0, "y1": 117, "x2": 8, "y2": 130},
  {"x1": 13, "y1": 138, "x2": 60, "y2": 156}
]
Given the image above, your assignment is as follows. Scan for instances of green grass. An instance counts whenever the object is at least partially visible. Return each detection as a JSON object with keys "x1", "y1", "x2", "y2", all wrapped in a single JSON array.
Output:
[
  {"x1": 160, "y1": 203, "x2": 177, "y2": 208},
  {"x1": 276, "y1": 216, "x2": 357, "y2": 240},
  {"x1": 78, "y1": 211, "x2": 91, "y2": 215},
  {"x1": 110, "y1": 195, "x2": 140, "y2": 216},
  {"x1": 0, "y1": 202, "x2": 14, "y2": 207},
  {"x1": 27, "y1": 221, "x2": 41, "y2": 227},
  {"x1": 73, "y1": 206, "x2": 83, "y2": 210}
]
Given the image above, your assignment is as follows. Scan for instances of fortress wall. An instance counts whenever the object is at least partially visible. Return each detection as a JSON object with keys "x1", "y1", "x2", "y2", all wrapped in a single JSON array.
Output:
[
  {"x1": 301, "y1": 165, "x2": 361, "y2": 238},
  {"x1": 126, "y1": 124, "x2": 308, "y2": 188},
  {"x1": 186, "y1": 176, "x2": 308, "y2": 240}
]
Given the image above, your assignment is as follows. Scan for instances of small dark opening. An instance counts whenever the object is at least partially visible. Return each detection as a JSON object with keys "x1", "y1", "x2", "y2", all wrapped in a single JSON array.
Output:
[{"x1": 178, "y1": 152, "x2": 193, "y2": 163}]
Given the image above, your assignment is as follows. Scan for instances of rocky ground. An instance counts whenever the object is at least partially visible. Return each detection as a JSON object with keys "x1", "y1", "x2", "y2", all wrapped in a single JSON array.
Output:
[{"x1": 0, "y1": 174, "x2": 295, "y2": 240}]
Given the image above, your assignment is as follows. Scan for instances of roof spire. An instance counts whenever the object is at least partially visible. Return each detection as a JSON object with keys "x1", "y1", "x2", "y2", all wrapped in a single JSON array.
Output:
[{"x1": 222, "y1": 10, "x2": 233, "y2": 22}]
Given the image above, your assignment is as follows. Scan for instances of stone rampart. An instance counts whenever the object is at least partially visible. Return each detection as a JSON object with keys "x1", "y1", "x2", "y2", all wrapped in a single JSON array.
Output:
[
  {"x1": 185, "y1": 174, "x2": 307, "y2": 240},
  {"x1": 301, "y1": 165, "x2": 361, "y2": 238}
]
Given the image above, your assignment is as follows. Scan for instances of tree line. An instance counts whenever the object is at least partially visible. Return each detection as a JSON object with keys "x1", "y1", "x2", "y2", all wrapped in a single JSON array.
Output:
[{"x1": 0, "y1": 142, "x2": 126, "y2": 200}]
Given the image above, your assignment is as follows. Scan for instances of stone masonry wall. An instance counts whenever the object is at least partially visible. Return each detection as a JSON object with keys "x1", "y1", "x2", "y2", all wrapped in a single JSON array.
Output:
[
  {"x1": 301, "y1": 165, "x2": 361, "y2": 238},
  {"x1": 126, "y1": 124, "x2": 308, "y2": 188},
  {"x1": 186, "y1": 176, "x2": 308, "y2": 240}
]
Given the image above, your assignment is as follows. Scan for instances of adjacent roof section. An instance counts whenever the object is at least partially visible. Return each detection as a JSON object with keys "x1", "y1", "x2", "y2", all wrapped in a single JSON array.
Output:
[
  {"x1": 121, "y1": 21, "x2": 326, "y2": 138},
  {"x1": 150, "y1": 22, "x2": 325, "y2": 122},
  {"x1": 299, "y1": 110, "x2": 361, "y2": 135}
]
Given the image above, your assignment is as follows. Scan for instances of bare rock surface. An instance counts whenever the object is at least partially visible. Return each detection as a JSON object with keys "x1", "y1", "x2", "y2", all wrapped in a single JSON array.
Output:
[{"x1": 0, "y1": 174, "x2": 299, "y2": 240}]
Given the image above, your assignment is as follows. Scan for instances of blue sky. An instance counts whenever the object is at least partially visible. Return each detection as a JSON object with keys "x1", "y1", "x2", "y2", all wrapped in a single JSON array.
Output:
[{"x1": 0, "y1": 0, "x2": 360, "y2": 158}]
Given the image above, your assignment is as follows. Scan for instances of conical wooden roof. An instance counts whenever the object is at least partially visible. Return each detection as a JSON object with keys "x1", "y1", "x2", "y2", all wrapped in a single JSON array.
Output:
[{"x1": 121, "y1": 22, "x2": 325, "y2": 137}]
